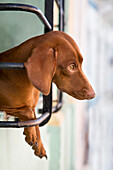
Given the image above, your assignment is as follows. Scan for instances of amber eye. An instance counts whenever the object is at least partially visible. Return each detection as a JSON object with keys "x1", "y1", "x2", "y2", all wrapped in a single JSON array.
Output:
[{"x1": 68, "y1": 63, "x2": 76, "y2": 71}]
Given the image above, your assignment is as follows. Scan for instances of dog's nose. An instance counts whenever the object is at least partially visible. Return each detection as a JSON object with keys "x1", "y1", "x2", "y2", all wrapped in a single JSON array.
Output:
[
  {"x1": 82, "y1": 88, "x2": 95, "y2": 99},
  {"x1": 87, "y1": 91, "x2": 95, "y2": 99}
]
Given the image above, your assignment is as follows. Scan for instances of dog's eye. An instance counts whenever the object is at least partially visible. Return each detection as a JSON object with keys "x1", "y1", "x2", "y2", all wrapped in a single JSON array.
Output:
[{"x1": 68, "y1": 63, "x2": 77, "y2": 71}]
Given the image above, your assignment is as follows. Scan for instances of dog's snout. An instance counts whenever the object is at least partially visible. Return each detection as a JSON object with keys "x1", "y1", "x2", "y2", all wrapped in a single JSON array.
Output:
[
  {"x1": 76, "y1": 88, "x2": 95, "y2": 100},
  {"x1": 82, "y1": 88, "x2": 95, "y2": 99}
]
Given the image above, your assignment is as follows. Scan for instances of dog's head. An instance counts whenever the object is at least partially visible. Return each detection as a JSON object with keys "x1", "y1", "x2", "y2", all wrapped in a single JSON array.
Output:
[{"x1": 25, "y1": 31, "x2": 95, "y2": 100}]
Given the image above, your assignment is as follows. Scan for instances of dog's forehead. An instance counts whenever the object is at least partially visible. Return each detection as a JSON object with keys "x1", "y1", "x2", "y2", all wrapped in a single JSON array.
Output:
[
  {"x1": 65, "y1": 40, "x2": 83, "y2": 64},
  {"x1": 50, "y1": 31, "x2": 83, "y2": 64},
  {"x1": 76, "y1": 49, "x2": 83, "y2": 63},
  {"x1": 61, "y1": 32, "x2": 83, "y2": 63}
]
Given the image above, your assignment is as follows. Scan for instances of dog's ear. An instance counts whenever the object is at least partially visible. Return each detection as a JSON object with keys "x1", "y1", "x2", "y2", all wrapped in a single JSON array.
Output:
[{"x1": 24, "y1": 46, "x2": 57, "y2": 95}]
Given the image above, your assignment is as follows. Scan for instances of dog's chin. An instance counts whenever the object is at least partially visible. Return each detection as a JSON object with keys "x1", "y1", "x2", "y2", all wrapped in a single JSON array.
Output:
[{"x1": 67, "y1": 90, "x2": 95, "y2": 100}]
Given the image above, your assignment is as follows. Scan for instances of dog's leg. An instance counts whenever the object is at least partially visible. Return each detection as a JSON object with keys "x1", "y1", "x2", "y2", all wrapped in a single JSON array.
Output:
[{"x1": 7, "y1": 107, "x2": 47, "y2": 159}]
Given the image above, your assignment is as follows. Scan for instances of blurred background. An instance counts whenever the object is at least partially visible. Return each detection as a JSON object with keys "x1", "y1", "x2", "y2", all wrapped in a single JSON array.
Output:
[{"x1": 0, "y1": 0, "x2": 113, "y2": 170}]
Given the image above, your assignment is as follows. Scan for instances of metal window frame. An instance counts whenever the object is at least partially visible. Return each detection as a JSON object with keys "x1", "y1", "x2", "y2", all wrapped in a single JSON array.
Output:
[{"x1": 0, "y1": 0, "x2": 64, "y2": 128}]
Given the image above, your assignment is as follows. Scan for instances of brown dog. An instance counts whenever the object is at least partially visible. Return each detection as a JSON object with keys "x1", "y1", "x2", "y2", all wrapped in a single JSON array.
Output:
[{"x1": 0, "y1": 31, "x2": 95, "y2": 158}]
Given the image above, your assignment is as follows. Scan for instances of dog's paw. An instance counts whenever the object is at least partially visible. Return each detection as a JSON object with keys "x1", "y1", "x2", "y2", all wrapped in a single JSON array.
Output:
[
  {"x1": 23, "y1": 126, "x2": 47, "y2": 159},
  {"x1": 32, "y1": 140, "x2": 47, "y2": 159}
]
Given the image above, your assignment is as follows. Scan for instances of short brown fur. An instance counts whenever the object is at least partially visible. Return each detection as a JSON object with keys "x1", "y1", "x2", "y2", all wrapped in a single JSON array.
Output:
[{"x1": 0, "y1": 31, "x2": 95, "y2": 158}]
